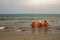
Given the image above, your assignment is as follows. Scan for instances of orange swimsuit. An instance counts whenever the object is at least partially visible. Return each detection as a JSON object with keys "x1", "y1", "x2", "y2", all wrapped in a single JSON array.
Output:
[
  {"x1": 37, "y1": 22, "x2": 43, "y2": 27},
  {"x1": 43, "y1": 22, "x2": 48, "y2": 27},
  {"x1": 31, "y1": 22, "x2": 36, "y2": 28}
]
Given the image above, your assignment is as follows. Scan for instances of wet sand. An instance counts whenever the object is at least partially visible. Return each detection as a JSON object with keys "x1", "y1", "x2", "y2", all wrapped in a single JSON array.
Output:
[{"x1": 0, "y1": 34, "x2": 60, "y2": 40}]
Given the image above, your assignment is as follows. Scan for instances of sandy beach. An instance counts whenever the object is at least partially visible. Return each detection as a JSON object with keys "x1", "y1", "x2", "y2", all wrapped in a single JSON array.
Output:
[{"x1": 0, "y1": 34, "x2": 60, "y2": 40}]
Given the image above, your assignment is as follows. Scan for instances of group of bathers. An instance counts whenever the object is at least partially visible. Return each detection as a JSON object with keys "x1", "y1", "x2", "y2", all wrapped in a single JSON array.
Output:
[{"x1": 31, "y1": 20, "x2": 48, "y2": 28}]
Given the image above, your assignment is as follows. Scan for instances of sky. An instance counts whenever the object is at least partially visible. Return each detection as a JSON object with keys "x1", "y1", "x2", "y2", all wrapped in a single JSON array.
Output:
[{"x1": 0, "y1": 0, "x2": 60, "y2": 14}]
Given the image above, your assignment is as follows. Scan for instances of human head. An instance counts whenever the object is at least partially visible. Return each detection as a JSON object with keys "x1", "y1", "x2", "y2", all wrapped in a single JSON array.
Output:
[
  {"x1": 39, "y1": 20, "x2": 42, "y2": 22},
  {"x1": 44, "y1": 20, "x2": 46, "y2": 22}
]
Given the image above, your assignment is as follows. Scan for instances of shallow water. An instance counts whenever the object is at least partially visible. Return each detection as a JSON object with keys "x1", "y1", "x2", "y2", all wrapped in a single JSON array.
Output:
[{"x1": 0, "y1": 16, "x2": 60, "y2": 34}]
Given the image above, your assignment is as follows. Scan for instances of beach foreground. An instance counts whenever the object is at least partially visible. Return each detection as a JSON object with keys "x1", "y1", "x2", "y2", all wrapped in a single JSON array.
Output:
[{"x1": 0, "y1": 34, "x2": 60, "y2": 40}]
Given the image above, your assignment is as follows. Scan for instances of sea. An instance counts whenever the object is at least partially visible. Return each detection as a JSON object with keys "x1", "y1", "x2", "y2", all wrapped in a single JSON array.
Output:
[{"x1": 0, "y1": 14, "x2": 60, "y2": 34}]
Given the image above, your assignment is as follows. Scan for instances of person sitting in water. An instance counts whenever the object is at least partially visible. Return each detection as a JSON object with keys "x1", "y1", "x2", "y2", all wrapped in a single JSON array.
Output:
[
  {"x1": 43, "y1": 20, "x2": 48, "y2": 32},
  {"x1": 31, "y1": 20, "x2": 36, "y2": 33},
  {"x1": 37, "y1": 20, "x2": 43, "y2": 32},
  {"x1": 37, "y1": 20, "x2": 43, "y2": 28}
]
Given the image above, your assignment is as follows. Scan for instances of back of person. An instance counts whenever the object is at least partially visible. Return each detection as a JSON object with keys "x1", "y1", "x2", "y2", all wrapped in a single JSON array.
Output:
[
  {"x1": 43, "y1": 20, "x2": 48, "y2": 27},
  {"x1": 37, "y1": 21, "x2": 43, "y2": 27},
  {"x1": 43, "y1": 20, "x2": 48, "y2": 32},
  {"x1": 31, "y1": 21, "x2": 36, "y2": 34},
  {"x1": 31, "y1": 21, "x2": 36, "y2": 28}
]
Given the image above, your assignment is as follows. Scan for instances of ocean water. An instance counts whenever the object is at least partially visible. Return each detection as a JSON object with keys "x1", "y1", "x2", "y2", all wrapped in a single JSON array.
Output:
[
  {"x1": 0, "y1": 14, "x2": 60, "y2": 17},
  {"x1": 0, "y1": 14, "x2": 60, "y2": 34}
]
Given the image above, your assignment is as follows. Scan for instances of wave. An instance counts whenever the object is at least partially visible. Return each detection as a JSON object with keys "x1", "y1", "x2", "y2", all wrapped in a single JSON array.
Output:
[{"x1": 0, "y1": 27, "x2": 5, "y2": 29}]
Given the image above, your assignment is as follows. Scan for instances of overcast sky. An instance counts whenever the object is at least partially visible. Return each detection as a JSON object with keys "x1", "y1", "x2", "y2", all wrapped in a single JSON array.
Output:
[{"x1": 0, "y1": 0, "x2": 60, "y2": 14}]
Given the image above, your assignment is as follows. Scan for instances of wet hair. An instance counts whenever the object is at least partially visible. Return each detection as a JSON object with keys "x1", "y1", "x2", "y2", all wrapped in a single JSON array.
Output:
[{"x1": 44, "y1": 20, "x2": 46, "y2": 22}]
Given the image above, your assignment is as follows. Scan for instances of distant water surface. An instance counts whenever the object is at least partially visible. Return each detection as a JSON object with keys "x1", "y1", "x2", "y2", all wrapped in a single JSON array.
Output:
[{"x1": 0, "y1": 14, "x2": 60, "y2": 34}]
